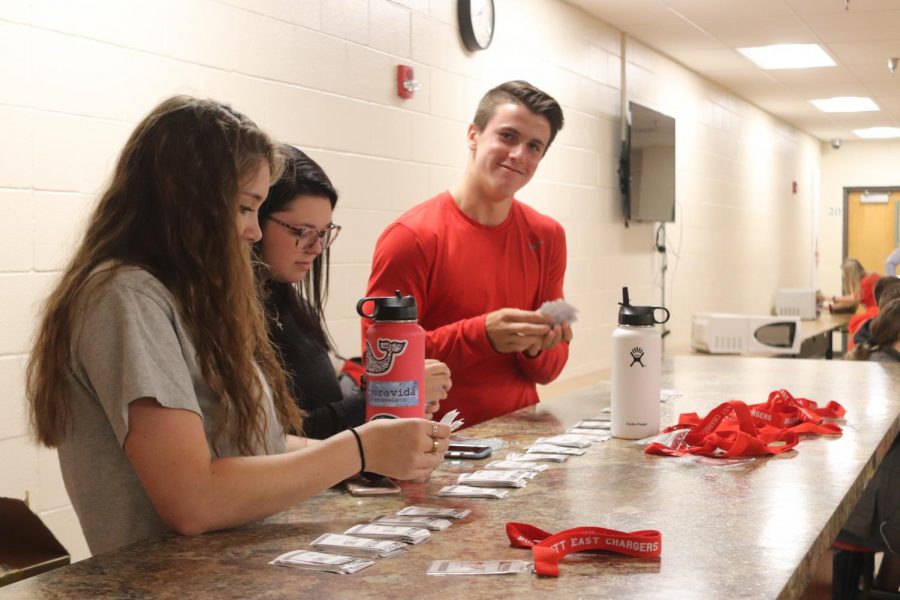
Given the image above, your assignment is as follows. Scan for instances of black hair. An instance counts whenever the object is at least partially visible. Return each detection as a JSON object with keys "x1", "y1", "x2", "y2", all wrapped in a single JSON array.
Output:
[{"x1": 257, "y1": 145, "x2": 338, "y2": 349}]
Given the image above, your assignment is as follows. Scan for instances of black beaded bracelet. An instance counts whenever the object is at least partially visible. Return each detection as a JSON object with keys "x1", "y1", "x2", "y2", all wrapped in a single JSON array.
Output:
[{"x1": 348, "y1": 428, "x2": 365, "y2": 473}]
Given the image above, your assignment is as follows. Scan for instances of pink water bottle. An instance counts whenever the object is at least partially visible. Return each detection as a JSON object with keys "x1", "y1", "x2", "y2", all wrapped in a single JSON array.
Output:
[{"x1": 356, "y1": 291, "x2": 425, "y2": 420}]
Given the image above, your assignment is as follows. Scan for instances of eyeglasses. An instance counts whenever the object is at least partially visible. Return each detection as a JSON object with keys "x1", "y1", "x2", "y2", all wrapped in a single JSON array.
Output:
[{"x1": 267, "y1": 216, "x2": 342, "y2": 250}]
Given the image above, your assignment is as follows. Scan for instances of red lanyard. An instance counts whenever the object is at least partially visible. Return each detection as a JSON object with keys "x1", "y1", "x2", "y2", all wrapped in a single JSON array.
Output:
[
  {"x1": 645, "y1": 390, "x2": 844, "y2": 459},
  {"x1": 646, "y1": 399, "x2": 800, "y2": 458},
  {"x1": 749, "y1": 389, "x2": 845, "y2": 431},
  {"x1": 506, "y1": 522, "x2": 661, "y2": 576}
]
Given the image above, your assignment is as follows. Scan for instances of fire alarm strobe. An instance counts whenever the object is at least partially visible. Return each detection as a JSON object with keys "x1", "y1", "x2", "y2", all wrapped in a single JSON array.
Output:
[{"x1": 396, "y1": 65, "x2": 420, "y2": 99}]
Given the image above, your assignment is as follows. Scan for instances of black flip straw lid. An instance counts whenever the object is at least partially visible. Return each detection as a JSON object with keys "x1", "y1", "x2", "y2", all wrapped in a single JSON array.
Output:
[
  {"x1": 356, "y1": 290, "x2": 418, "y2": 321},
  {"x1": 617, "y1": 287, "x2": 670, "y2": 326}
]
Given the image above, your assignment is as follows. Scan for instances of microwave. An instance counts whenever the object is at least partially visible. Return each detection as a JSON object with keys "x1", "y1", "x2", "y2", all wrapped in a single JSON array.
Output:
[
  {"x1": 774, "y1": 288, "x2": 818, "y2": 320},
  {"x1": 691, "y1": 313, "x2": 802, "y2": 355}
]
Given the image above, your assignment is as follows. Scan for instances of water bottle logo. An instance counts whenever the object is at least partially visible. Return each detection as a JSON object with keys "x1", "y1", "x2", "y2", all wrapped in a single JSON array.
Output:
[
  {"x1": 365, "y1": 338, "x2": 408, "y2": 375},
  {"x1": 629, "y1": 346, "x2": 645, "y2": 367}
]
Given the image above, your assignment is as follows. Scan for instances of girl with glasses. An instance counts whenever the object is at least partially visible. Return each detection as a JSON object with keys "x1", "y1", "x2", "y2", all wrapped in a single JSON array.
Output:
[
  {"x1": 256, "y1": 145, "x2": 452, "y2": 439},
  {"x1": 26, "y1": 97, "x2": 449, "y2": 555}
]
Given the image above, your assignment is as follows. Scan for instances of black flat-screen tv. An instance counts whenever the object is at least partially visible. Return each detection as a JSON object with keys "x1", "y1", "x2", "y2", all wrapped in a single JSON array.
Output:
[{"x1": 618, "y1": 102, "x2": 676, "y2": 223}]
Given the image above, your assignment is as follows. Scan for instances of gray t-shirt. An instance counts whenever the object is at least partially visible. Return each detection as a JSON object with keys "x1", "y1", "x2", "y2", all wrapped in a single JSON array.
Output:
[{"x1": 59, "y1": 265, "x2": 286, "y2": 555}]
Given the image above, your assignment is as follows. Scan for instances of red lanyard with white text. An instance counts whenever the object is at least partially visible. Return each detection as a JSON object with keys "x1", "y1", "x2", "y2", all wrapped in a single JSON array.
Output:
[
  {"x1": 748, "y1": 389, "x2": 845, "y2": 432},
  {"x1": 644, "y1": 399, "x2": 800, "y2": 458},
  {"x1": 506, "y1": 522, "x2": 662, "y2": 576}
]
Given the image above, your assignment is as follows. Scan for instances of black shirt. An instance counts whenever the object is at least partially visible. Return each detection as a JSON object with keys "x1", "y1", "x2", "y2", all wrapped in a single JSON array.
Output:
[{"x1": 266, "y1": 292, "x2": 365, "y2": 439}]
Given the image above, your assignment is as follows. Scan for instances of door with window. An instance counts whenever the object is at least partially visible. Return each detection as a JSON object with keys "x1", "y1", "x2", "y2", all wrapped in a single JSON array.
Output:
[{"x1": 847, "y1": 190, "x2": 900, "y2": 276}]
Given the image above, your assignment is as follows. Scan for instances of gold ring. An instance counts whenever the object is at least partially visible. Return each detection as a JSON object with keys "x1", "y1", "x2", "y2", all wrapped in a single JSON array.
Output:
[
  {"x1": 431, "y1": 421, "x2": 439, "y2": 437},
  {"x1": 429, "y1": 437, "x2": 439, "y2": 454}
]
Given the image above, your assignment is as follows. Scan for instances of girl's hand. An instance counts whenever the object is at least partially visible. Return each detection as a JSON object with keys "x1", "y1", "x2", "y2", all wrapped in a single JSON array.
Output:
[
  {"x1": 359, "y1": 418, "x2": 450, "y2": 480},
  {"x1": 424, "y1": 359, "x2": 452, "y2": 418}
]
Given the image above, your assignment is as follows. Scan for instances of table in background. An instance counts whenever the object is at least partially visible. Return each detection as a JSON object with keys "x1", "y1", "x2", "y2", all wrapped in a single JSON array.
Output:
[
  {"x1": 796, "y1": 312, "x2": 852, "y2": 359},
  {"x1": 4, "y1": 356, "x2": 900, "y2": 600},
  {"x1": 675, "y1": 313, "x2": 853, "y2": 360}
]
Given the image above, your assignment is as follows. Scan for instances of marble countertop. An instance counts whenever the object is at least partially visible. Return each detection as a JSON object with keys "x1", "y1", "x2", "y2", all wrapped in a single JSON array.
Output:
[{"x1": 5, "y1": 356, "x2": 900, "y2": 600}]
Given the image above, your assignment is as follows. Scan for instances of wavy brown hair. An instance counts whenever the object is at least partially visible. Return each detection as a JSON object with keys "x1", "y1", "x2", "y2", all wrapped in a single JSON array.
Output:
[
  {"x1": 26, "y1": 95, "x2": 303, "y2": 454},
  {"x1": 848, "y1": 298, "x2": 900, "y2": 361}
]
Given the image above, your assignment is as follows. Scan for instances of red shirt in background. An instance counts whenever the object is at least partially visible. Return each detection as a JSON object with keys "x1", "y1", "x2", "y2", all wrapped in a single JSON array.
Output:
[{"x1": 848, "y1": 273, "x2": 881, "y2": 349}]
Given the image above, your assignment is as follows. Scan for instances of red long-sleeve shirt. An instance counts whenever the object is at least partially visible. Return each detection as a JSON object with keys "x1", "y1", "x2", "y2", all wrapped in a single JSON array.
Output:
[
  {"x1": 848, "y1": 273, "x2": 882, "y2": 349},
  {"x1": 364, "y1": 192, "x2": 569, "y2": 427}
]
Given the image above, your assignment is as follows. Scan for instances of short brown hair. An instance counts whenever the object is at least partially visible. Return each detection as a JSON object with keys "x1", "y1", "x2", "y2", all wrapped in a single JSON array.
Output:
[
  {"x1": 875, "y1": 276, "x2": 900, "y2": 307},
  {"x1": 472, "y1": 80, "x2": 564, "y2": 151}
]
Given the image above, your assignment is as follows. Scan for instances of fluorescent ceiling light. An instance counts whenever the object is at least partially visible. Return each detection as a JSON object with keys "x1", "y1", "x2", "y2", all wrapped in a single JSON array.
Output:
[
  {"x1": 810, "y1": 97, "x2": 879, "y2": 113},
  {"x1": 853, "y1": 127, "x2": 900, "y2": 139},
  {"x1": 737, "y1": 44, "x2": 835, "y2": 70}
]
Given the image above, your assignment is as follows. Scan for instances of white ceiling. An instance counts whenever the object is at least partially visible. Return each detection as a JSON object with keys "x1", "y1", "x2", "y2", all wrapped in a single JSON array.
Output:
[{"x1": 567, "y1": 0, "x2": 900, "y2": 141}]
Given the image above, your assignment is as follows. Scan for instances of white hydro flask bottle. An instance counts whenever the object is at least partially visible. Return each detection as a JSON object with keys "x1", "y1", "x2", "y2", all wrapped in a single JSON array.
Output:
[{"x1": 611, "y1": 287, "x2": 671, "y2": 439}]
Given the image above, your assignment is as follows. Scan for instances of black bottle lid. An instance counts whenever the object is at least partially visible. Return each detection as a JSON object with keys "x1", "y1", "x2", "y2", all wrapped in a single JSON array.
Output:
[
  {"x1": 356, "y1": 290, "x2": 418, "y2": 321},
  {"x1": 617, "y1": 287, "x2": 670, "y2": 326}
]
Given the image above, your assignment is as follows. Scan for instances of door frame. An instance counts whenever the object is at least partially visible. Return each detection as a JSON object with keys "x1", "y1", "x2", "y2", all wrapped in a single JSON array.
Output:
[{"x1": 842, "y1": 185, "x2": 900, "y2": 260}]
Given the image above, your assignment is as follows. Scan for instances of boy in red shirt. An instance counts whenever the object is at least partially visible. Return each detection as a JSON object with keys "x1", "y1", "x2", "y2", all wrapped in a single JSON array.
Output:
[{"x1": 365, "y1": 81, "x2": 573, "y2": 427}]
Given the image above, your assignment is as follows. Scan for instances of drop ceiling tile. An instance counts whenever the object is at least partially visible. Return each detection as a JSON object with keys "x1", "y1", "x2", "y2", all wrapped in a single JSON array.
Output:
[
  {"x1": 803, "y1": 10, "x2": 900, "y2": 43},
  {"x1": 806, "y1": 126, "x2": 854, "y2": 140},
  {"x1": 872, "y1": 94, "x2": 900, "y2": 109},
  {"x1": 707, "y1": 69, "x2": 790, "y2": 100},
  {"x1": 829, "y1": 110, "x2": 899, "y2": 127},
  {"x1": 694, "y1": 15, "x2": 818, "y2": 47},
  {"x1": 789, "y1": 81, "x2": 870, "y2": 98},
  {"x1": 566, "y1": 0, "x2": 683, "y2": 27},
  {"x1": 870, "y1": 95, "x2": 900, "y2": 120},
  {"x1": 710, "y1": 67, "x2": 783, "y2": 90},
  {"x1": 665, "y1": 0, "x2": 794, "y2": 21},
  {"x1": 787, "y1": 0, "x2": 900, "y2": 15},
  {"x1": 665, "y1": 47, "x2": 756, "y2": 73},
  {"x1": 767, "y1": 64, "x2": 858, "y2": 87},
  {"x1": 749, "y1": 92, "x2": 814, "y2": 113},
  {"x1": 828, "y1": 39, "x2": 900, "y2": 65},
  {"x1": 846, "y1": 62, "x2": 900, "y2": 94},
  {"x1": 782, "y1": 110, "x2": 840, "y2": 126},
  {"x1": 626, "y1": 20, "x2": 726, "y2": 53},
  {"x1": 846, "y1": 61, "x2": 900, "y2": 80},
  {"x1": 858, "y1": 80, "x2": 900, "y2": 96}
]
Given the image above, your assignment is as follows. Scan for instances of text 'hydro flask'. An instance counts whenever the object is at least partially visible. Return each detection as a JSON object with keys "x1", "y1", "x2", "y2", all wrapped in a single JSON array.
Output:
[
  {"x1": 611, "y1": 287, "x2": 670, "y2": 439},
  {"x1": 356, "y1": 291, "x2": 425, "y2": 420}
]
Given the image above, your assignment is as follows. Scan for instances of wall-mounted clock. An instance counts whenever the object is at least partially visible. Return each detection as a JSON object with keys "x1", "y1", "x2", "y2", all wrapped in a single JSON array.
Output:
[{"x1": 458, "y1": 0, "x2": 494, "y2": 52}]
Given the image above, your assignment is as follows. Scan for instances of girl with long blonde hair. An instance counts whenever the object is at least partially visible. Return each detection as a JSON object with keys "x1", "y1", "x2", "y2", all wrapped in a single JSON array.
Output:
[
  {"x1": 830, "y1": 258, "x2": 879, "y2": 313},
  {"x1": 26, "y1": 96, "x2": 449, "y2": 555}
]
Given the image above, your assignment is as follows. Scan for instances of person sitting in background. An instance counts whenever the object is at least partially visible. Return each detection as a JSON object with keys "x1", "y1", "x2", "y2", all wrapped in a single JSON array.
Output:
[
  {"x1": 826, "y1": 258, "x2": 880, "y2": 349},
  {"x1": 25, "y1": 96, "x2": 449, "y2": 555},
  {"x1": 885, "y1": 246, "x2": 900, "y2": 277},
  {"x1": 255, "y1": 144, "x2": 452, "y2": 439},
  {"x1": 853, "y1": 277, "x2": 900, "y2": 348},
  {"x1": 838, "y1": 298, "x2": 900, "y2": 592},
  {"x1": 829, "y1": 258, "x2": 879, "y2": 313}
]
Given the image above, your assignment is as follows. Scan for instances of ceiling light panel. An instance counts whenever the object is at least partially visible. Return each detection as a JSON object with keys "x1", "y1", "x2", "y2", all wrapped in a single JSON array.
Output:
[
  {"x1": 737, "y1": 43, "x2": 836, "y2": 69},
  {"x1": 853, "y1": 126, "x2": 900, "y2": 138},
  {"x1": 810, "y1": 96, "x2": 879, "y2": 112}
]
